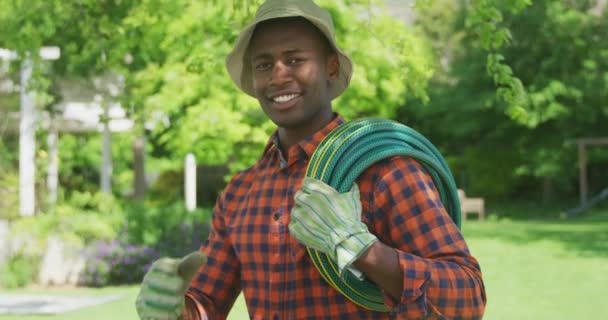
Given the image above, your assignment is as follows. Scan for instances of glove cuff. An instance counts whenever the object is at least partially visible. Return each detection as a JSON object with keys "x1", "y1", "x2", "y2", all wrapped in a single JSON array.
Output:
[{"x1": 335, "y1": 231, "x2": 378, "y2": 279}]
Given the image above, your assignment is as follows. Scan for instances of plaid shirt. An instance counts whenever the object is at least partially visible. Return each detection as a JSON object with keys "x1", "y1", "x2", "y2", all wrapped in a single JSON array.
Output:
[{"x1": 186, "y1": 114, "x2": 486, "y2": 319}]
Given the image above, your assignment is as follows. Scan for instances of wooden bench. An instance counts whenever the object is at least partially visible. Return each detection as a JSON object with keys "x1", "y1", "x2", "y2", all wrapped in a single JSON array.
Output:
[{"x1": 457, "y1": 189, "x2": 485, "y2": 221}]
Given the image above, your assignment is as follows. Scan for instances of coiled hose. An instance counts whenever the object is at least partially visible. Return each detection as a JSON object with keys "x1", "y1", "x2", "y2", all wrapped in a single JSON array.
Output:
[{"x1": 305, "y1": 118, "x2": 461, "y2": 312}]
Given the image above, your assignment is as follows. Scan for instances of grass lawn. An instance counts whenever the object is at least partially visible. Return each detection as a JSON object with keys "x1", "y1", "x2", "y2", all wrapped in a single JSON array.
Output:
[
  {"x1": 1, "y1": 207, "x2": 606, "y2": 319},
  {"x1": 462, "y1": 210, "x2": 608, "y2": 319}
]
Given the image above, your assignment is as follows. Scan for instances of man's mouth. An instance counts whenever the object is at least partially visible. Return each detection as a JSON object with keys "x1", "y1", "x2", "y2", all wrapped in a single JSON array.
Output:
[
  {"x1": 272, "y1": 93, "x2": 300, "y2": 103},
  {"x1": 268, "y1": 92, "x2": 302, "y2": 111}
]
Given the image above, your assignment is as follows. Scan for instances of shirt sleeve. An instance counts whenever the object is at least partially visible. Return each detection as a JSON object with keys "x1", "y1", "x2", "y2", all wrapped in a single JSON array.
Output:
[
  {"x1": 186, "y1": 190, "x2": 242, "y2": 320},
  {"x1": 361, "y1": 156, "x2": 486, "y2": 319}
]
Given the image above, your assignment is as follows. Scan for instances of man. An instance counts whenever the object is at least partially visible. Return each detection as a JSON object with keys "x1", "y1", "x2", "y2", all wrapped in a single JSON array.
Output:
[{"x1": 136, "y1": 0, "x2": 486, "y2": 319}]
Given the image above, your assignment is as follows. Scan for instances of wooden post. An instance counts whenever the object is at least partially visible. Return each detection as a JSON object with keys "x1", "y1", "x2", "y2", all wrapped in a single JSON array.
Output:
[
  {"x1": 577, "y1": 137, "x2": 608, "y2": 207},
  {"x1": 578, "y1": 140, "x2": 588, "y2": 206}
]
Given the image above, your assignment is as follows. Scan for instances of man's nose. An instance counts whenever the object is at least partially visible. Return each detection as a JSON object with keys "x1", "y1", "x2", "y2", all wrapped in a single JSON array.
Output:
[{"x1": 269, "y1": 61, "x2": 291, "y2": 86}]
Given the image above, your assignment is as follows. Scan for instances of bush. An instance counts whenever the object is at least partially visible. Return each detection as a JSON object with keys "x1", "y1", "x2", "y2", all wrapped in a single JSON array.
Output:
[
  {"x1": 7, "y1": 193, "x2": 212, "y2": 287},
  {"x1": 5, "y1": 191, "x2": 127, "y2": 287},
  {"x1": 10, "y1": 191, "x2": 124, "y2": 249},
  {"x1": 123, "y1": 201, "x2": 211, "y2": 249},
  {"x1": 80, "y1": 239, "x2": 160, "y2": 287},
  {"x1": 0, "y1": 253, "x2": 40, "y2": 289},
  {"x1": 80, "y1": 201, "x2": 211, "y2": 287},
  {"x1": 0, "y1": 171, "x2": 19, "y2": 221}
]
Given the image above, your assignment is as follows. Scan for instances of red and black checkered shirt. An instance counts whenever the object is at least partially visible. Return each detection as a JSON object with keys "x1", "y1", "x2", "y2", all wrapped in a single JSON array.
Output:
[{"x1": 186, "y1": 114, "x2": 486, "y2": 319}]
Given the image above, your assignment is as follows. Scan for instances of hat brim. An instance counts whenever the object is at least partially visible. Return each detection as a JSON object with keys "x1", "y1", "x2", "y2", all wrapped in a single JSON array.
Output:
[{"x1": 226, "y1": 14, "x2": 352, "y2": 100}]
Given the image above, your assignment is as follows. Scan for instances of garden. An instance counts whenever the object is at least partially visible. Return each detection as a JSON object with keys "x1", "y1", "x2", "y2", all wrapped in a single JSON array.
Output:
[{"x1": 1, "y1": 0, "x2": 607, "y2": 319}]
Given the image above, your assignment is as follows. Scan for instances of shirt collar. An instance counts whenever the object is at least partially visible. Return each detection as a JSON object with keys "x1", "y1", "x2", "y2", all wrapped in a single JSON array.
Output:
[
  {"x1": 262, "y1": 113, "x2": 346, "y2": 161},
  {"x1": 296, "y1": 114, "x2": 345, "y2": 159}
]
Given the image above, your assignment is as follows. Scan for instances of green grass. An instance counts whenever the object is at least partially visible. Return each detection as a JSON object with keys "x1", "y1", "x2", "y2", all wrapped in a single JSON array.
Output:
[
  {"x1": 1, "y1": 207, "x2": 607, "y2": 319},
  {"x1": 462, "y1": 214, "x2": 608, "y2": 319}
]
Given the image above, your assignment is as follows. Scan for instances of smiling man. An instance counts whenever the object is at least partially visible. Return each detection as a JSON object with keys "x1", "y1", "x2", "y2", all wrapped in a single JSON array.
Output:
[
  {"x1": 135, "y1": 0, "x2": 486, "y2": 319},
  {"x1": 249, "y1": 17, "x2": 337, "y2": 152}
]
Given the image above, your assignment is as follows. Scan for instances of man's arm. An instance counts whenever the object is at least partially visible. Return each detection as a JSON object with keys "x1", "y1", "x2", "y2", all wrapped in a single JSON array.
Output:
[
  {"x1": 352, "y1": 241, "x2": 401, "y2": 300},
  {"x1": 289, "y1": 156, "x2": 485, "y2": 319},
  {"x1": 355, "y1": 157, "x2": 486, "y2": 319},
  {"x1": 184, "y1": 191, "x2": 242, "y2": 319}
]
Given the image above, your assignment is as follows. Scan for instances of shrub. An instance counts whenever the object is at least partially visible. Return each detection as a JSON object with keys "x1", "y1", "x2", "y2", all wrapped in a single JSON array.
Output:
[
  {"x1": 80, "y1": 239, "x2": 160, "y2": 287},
  {"x1": 0, "y1": 253, "x2": 40, "y2": 289},
  {"x1": 5, "y1": 191, "x2": 127, "y2": 287},
  {"x1": 7, "y1": 194, "x2": 212, "y2": 287},
  {"x1": 0, "y1": 171, "x2": 19, "y2": 221},
  {"x1": 80, "y1": 201, "x2": 211, "y2": 287},
  {"x1": 10, "y1": 192, "x2": 124, "y2": 251},
  {"x1": 155, "y1": 219, "x2": 210, "y2": 258},
  {"x1": 123, "y1": 201, "x2": 211, "y2": 249}
]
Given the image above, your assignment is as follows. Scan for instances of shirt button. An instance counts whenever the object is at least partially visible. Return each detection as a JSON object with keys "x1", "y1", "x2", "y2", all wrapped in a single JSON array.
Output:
[{"x1": 273, "y1": 213, "x2": 280, "y2": 221}]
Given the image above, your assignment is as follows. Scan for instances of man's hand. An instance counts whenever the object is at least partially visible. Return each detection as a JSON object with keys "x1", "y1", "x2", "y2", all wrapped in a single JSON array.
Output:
[
  {"x1": 136, "y1": 251, "x2": 206, "y2": 320},
  {"x1": 289, "y1": 177, "x2": 377, "y2": 278}
]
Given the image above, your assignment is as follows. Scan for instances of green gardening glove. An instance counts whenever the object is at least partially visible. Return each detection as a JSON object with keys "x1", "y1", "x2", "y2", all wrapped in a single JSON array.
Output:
[
  {"x1": 289, "y1": 177, "x2": 378, "y2": 279},
  {"x1": 136, "y1": 251, "x2": 206, "y2": 320}
]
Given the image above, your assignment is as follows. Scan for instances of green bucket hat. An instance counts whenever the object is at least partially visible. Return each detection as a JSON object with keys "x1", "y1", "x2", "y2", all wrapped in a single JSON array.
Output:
[{"x1": 225, "y1": 0, "x2": 353, "y2": 100}]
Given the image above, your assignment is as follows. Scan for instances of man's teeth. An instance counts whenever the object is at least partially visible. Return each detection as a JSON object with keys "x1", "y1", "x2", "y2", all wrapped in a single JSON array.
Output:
[{"x1": 273, "y1": 94, "x2": 299, "y2": 103}]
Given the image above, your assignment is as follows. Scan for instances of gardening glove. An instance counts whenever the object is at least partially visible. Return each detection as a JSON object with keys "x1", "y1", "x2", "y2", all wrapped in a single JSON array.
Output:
[
  {"x1": 289, "y1": 177, "x2": 378, "y2": 279},
  {"x1": 136, "y1": 251, "x2": 206, "y2": 320}
]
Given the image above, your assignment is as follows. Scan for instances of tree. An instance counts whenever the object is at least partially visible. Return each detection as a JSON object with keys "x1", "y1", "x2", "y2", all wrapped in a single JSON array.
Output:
[
  {"x1": 404, "y1": 0, "x2": 608, "y2": 200},
  {"x1": 125, "y1": 0, "x2": 435, "y2": 174},
  {"x1": 2, "y1": 0, "x2": 553, "y2": 202}
]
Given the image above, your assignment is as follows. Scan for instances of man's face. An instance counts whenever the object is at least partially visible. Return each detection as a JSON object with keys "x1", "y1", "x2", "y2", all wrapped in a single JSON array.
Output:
[{"x1": 250, "y1": 18, "x2": 338, "y2": 129}]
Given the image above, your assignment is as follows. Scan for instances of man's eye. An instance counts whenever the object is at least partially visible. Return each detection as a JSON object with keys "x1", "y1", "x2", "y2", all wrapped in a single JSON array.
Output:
[
  {"x1": 255, "y1": 63, "x2": 271, "y2": 70},
  {"x1": 287, "y1": 58, "x2": 303, "y2": 65}
]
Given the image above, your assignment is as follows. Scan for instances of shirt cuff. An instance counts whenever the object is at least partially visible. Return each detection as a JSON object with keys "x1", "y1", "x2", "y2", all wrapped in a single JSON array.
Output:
[
  {"x1": 184, "y1": 293, "x2": 208, "y2": 320},
  {"x1": 382, "y1": 252, "x2": 432, "y2": 318}
]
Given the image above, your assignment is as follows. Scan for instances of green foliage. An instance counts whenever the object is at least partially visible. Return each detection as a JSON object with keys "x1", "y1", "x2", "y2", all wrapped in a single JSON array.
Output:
[
  {"x1": 0, "y1": 253, "x2": 40, "y2": 289},
  {"x1": 0, "y1": 171, "x2": 19, "y2": 221},
  {"x1": 125, "y1": 0, "x2": 434, "y2": 172},
  {"x1": 1, "y1": 0, "x2": 605, "y2": 220},
  {"x1": 2, "y1": 0, "x2": 524, "y2": 203},
  {"x1": 0, "y1": 137, "x2": 16, "y2": 169},
  {"x1": 464, "y1": 0, "x2": 532, "y2": 124},
  {"x1": 7, "y1": 189, "x2": 212, "y2": 287},
  {"x1": 126, "y1": 1, "x2": 272, "y2": 169},
  {"x1": 323, "y1": 0, "x2": 434, "y2": 119},
  {"x1": 10, "y1": 191, "x2": 124, "y2": 252},
  {"x1": 406, "y1": 0, "x2": 607, "y2": 200},
  {"x1": 56, "y1": 132, "x2": 134, "y2": 196},
  {"x1": 80, "y1": 239, "x2": 159, "y2": 287},
  {"x1": 56, "y1": 134, "x2": 101, "y2": 193},
  {"x1": 123, "y1": 200, "x2": 211, "y2": 248},
  {"x1": 79, "y1": 200, "x2": 211, "y2": 287}
]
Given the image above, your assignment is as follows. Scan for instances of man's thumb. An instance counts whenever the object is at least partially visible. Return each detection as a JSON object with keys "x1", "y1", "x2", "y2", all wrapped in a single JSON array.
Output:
[{"x1": 177, "y1": 251, "x2": 206, "y2": 282}]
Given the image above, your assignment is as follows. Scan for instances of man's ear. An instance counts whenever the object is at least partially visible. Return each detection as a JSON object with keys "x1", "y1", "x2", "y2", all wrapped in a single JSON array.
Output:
[{"x1": 326, "y1": 53, "x2": 339, "y2": 81}]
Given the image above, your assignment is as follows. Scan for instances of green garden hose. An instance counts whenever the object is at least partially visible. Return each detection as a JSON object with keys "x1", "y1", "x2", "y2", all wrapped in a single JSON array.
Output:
[{"x1": 305, "y1": 118, "x2": 461, "y2": 312}]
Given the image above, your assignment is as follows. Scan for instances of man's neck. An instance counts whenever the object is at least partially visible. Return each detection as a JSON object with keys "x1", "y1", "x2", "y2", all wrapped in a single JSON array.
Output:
[{"x1": 276, "y1": 113, "x2": 335, "y2": 156}]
